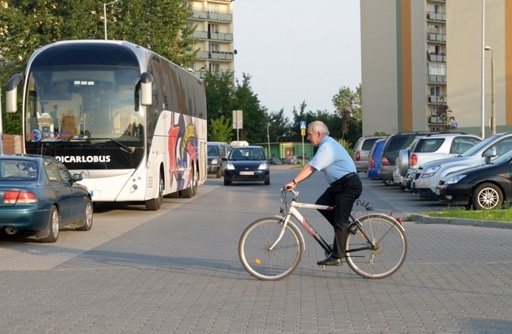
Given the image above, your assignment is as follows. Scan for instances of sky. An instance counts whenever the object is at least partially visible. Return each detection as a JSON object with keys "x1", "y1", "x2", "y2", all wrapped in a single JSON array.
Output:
[{"x1": 233, "y1": 0, "x2": 361, "y2": 119}]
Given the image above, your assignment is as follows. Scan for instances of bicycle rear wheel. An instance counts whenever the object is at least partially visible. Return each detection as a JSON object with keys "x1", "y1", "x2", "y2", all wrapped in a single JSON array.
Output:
[
  {"x1": 345, "y1": 213, "x2": 407, "y2": 279},
  {"x1": 239, "y1": 217, "x2": 303, "y2": 281}
]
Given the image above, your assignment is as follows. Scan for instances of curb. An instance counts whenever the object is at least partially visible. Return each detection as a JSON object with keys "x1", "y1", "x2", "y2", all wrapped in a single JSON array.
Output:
[{"x1": 410, "y1": 214, "x2": 512, "y2": 229}]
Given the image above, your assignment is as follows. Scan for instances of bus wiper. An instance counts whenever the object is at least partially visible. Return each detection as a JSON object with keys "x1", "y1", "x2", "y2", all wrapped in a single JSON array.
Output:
[
  {"x1": 109, "y1": 139, "x2": 135, "y2": 154},
  {"x1": 89, "y1": 138, "x2": 135, "y2": 153}
]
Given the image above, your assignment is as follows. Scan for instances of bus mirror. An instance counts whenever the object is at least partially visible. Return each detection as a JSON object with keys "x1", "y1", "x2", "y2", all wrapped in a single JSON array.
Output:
[
  {"x1": 6, "y1": 74, "x2": 24, "y2": 113},
  {"x1": 140, "y1": 72, "x2": 153, "y2": 106}
]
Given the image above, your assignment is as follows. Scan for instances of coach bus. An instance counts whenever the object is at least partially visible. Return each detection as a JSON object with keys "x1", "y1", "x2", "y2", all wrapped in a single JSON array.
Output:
[{"x1": 6, "y1": 40, "x2": 207, "y2": 211}]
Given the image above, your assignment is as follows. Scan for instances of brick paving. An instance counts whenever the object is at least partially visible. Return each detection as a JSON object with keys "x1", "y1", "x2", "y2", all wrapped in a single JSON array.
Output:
[{"x1": 0, "y1": 169, "x2": 511, "y2": 333}]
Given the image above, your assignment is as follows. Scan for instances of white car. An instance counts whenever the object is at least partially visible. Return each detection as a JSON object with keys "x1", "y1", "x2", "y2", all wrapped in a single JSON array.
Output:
[{"x1": 412, "y1": 132, "x2": 512, "y2": 199}]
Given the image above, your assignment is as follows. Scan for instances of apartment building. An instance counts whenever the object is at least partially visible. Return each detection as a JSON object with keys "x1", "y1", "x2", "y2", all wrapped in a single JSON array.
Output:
[
  {"x1": 187, "y1": 0, "x2": 235, "y2": 79},
  {"x1": 361, "y1": 0, "x2": 512, "y2": 137}
]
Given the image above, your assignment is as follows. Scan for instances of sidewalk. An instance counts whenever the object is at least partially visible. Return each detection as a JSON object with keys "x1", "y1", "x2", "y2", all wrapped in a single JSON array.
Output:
[{"x1": 411, "y1": 213, "x2": 512, "y2": 229}]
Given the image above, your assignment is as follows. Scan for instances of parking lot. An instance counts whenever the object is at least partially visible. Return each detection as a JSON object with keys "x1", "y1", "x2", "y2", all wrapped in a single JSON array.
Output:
[{"x1": 0, "y1": 168, "x2": 511, "y2": 333}]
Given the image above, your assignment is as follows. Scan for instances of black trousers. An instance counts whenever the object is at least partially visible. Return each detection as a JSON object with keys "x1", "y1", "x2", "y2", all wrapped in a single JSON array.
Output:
[{"x1": 315, "y1": 173, "x2": 362, "y2": 258}]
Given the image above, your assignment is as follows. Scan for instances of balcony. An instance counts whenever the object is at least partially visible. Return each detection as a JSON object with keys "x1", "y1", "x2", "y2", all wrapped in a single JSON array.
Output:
[
  {"x1": 207, "y1": 0, "x2": 234, "y2": 3},
  {"x1": 197, "y1": 50, "x2": 234, "y2": 61},
  {"x1": 426, "y1": 11, "x2": 446, "y2": 22},
  {"x1": 427, "y1": 75, "x2": 447, "y2": 84},
  {"x1": 427, "y1": 33, "x2": 446, "y2": 43},
  {"x1": 189, "y1": 10, "x2": 232, "y2": 22},
  {"x1": 428, "y1": 95, "x2": 447, "y2": 104},
  {"x1": 210, "y1": 32, "x2": 233, "y2": 42},
  {"x1": 208, "y1": 12, "x2": 232, "y2": 22},
  {"x1": 427, "y1": 53, "x2": 446, "y2": 62},
  {"x1": 191, "y1": 31, "x2": 233, "y2": 42}
]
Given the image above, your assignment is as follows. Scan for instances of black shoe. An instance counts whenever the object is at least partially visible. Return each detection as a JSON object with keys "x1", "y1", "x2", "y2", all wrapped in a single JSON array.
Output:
[{"x1": 317, "y1": 255, "x2": 342, "y2": 266}]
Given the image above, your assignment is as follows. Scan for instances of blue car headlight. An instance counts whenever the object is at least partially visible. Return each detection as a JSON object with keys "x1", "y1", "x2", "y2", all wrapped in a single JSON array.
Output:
[
  {"x1": 226, "y1": 163, "x2": 235, "y2": 170},
  {"x1": 258, "y1": 163, "x2": 268, "y2": 170},
  {"x1": 445, "y1": 174, "x2": 466, "y2": 184},
  {"x1": 211, "y1": 158, "x2": 219, "y2": 165}
]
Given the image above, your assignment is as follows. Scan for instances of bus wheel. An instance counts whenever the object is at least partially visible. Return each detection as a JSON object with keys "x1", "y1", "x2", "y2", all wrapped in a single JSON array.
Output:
[
  {"x1": 182, "y1": 166, "x2": 198, "y2": 198},
  {"x1": 145, "y1": 173, "x2": 164, "y2": 211}
]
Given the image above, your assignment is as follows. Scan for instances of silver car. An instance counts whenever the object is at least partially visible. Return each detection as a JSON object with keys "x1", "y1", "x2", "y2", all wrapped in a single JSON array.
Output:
[
  {"x1": 412, "y1": 132, "x2": 512, "y2": 199},
  {"x1": 396, "y1": 133, "x2": 481, "y2": 189},
  {"x1": 353, "y1": 135, "x2": 387, "y2": 172}
]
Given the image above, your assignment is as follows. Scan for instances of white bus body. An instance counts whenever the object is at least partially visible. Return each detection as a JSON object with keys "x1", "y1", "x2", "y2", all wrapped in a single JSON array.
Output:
[{"x1": 6, "y1": 40, "x2": 207, "y2": 210}]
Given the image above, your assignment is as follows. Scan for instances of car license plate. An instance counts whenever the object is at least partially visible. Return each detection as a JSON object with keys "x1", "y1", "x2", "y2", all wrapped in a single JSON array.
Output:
[{"x1": 240, "y1": 171, "x2": 254, "y2": 175}]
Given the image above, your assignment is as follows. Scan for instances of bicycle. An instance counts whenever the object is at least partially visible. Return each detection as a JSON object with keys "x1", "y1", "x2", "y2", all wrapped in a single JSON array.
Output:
[{"x1": 238, "y1": 189, "x2": 407, "y2": 281}]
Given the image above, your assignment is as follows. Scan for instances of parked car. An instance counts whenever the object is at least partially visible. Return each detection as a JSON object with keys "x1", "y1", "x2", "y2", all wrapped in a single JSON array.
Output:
[
  {"x1": 285, "y1": 155, "x2": 310, "y2": 165},
  {"x1": 207, "y1": 142, "x2": 228, "y2": 178},
  {"x1": 268, "y1": 157, "x2": 282, "y2": 165},
  {"x1": 223, "y1": 146, "x2": 270, "y2": 185},
  {"x1": 436, "y1": 150, "x2": 512, "y2": 210},
  {"x1": 0, "y1": 155, "x2": 93, "y2": 243},
  {"x1": 353, "y1": 135, "x2": 387, "y2": 172},
  {"x1": 378, "y1": 131, "x2": 435, "y2": 186},
  {"x1": 367, "y1": 139, "x2": 386, "y2": 179},
  {"x1": 413, "y1": 132, "x2": 512, "y2": 199},
  {"x1": 396, "y1": 133, "x2": 481, "y2": 189}
]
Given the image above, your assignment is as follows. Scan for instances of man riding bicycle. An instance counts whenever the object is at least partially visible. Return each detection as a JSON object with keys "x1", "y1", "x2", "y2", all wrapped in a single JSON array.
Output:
[{"x1": 285, "y1": 121, "x2": 362, "y2": 266}]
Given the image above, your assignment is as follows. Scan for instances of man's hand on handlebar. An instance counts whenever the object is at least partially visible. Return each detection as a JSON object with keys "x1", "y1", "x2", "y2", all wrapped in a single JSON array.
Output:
[{"x1": 284, "y1": 180, "x2": 296, "y2": 191}]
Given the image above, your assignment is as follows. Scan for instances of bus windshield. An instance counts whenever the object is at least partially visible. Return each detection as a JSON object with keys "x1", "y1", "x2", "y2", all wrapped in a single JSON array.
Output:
[{"x1": 25, "y1": 66, "x2": 143, "y2": 143}]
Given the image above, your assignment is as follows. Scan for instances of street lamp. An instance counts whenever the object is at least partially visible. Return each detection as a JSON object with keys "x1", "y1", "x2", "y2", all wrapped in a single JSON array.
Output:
[
  {"x1": 485, "y1": 45, "x2": 496, "y2": 135},
  {"x1": 104, "y1": 0, "x2": 120, "y2": 40},
  {"x1": 266, "y1": 121, "x2": 274, "y2": 159},
  {"x1": 481, "y1": 0, "x2": 486, "y2": 138}
]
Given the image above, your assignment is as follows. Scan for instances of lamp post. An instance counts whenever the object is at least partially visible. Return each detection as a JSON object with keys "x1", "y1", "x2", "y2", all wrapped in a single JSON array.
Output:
[
  {"x1": 104, "y1": 0, "x2": 120, "y2": 40},
  {"x1": 481, "y1": 0, "x2": 486, "y2": 138},
  {"x1": 266, "y1": 121, "x2": 274, "y2": 159},
  {"x1": 485, "y1": 45, "x2": 496, "y2": 135}
]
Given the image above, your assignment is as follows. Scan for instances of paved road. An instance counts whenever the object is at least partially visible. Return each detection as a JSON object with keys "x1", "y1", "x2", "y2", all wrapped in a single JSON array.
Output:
[{"x1": 0, "y1": 168, "x2": 511, "y2": 333}]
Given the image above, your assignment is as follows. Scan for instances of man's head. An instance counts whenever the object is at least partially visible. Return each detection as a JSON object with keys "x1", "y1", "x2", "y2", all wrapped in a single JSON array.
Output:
[{"x1": 307, "y1": 121, "x2": 329, "y2": 146}]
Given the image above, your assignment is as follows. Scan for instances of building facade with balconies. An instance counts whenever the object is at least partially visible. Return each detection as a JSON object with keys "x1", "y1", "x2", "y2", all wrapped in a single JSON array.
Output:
[
  {"x1": 187, "y1": 0, "x2": 234, "y2": 79},
  {"x1": 361, "y1": 0, "x2": 512, "y2": 137}
]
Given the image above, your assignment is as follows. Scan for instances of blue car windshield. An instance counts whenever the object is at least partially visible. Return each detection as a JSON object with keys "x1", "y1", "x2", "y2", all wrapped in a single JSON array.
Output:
[
  {"x1": 0, "y1": 160, "x2": 38, "y2": 180},
  {"x1": 230, "y1": 148, "x2": 265, "y2": 160}
]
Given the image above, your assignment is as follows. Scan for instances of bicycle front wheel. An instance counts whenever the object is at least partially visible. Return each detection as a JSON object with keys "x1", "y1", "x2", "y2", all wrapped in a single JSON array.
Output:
[
  {"x1": 239, "y1": 217, "x2": 303, "y2": 281},
  {"x1": 345, "y1": 214, "x2": 407, "y2": 279}
]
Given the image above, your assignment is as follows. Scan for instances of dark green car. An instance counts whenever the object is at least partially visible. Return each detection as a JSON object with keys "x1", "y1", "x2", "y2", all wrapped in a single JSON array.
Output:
[{"x1": 0, "y1": 155, "x2": 93, "y2": 243}]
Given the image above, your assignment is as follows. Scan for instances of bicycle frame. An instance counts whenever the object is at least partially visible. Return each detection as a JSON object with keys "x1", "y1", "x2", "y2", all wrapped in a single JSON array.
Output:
[{"x1": 269, "y1": 193, "x2": 384, "y2": 257}]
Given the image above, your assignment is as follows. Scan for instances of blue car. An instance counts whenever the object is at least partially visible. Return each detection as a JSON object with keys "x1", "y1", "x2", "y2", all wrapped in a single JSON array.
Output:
[
  {"x1": 367, "y1": 139, "x2": 386, "y2": 179},
  {"x1": 223, "y1": 146, "x2": 270, "y2": 185},
  {"x1": 0, "y1": 155, "x2": 93, "y2": 243}
]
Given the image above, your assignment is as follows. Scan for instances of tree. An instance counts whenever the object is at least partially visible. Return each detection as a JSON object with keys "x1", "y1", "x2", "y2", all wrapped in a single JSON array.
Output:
[
  {"x1": 331, "y1": 84, "x2": 362, "y2": 145},
  {"x1": 209, "y1": 115, "x2": 233, "y2": 143},
  {"x1": 332, "y1": 84, "x2": 362, "y2": 121},
  {"x1": 109, "y1": 0, "x2": 197, "y2": 66},
  {"x1": 0, "y1": 0, "x2": 105, "y2": 69},
  {"x1": 0, "y1": 0, "x2": 195, "y2": 66},
  {"x1": 267, "y1": 108, "x2": 291, "y2": 144},
  {"x1": 204, "y1": 71, "x2": 234, "y2": 122},
  {"x1": 231, "y1": 73, "x2": 267, "y2": 143}
]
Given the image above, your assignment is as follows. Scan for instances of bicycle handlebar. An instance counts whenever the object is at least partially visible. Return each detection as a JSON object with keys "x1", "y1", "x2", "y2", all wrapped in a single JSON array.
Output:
[{"x1": 281, "y1": 187, "x2": 299, "y2": 197}]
